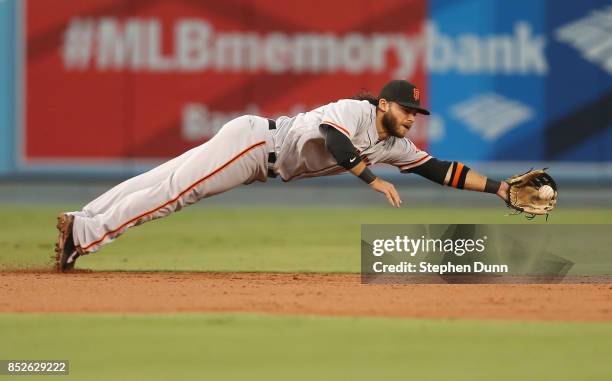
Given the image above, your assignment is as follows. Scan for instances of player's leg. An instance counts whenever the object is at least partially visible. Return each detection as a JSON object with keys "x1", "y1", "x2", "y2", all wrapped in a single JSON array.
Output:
[
  {"x1": 71, "y1": 115, "x2": 273, "y2": 254},
  {"x1": 73, "y1": 146, "x2": 200, "y2": 217}
]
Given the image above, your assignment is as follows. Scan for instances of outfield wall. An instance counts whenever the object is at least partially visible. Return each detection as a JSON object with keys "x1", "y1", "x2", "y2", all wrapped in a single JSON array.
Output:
[{"x1": 0, "y1": 0, "x2": 610, "y2": 181}]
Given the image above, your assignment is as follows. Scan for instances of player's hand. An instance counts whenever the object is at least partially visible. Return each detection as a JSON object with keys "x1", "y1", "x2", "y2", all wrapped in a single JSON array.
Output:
[
  {"x1": 497, "y1": 181, "x2": 510, "y2": 203},
  {"x1": 369, "y1": 178, "x2": 402, "y2": 208}
]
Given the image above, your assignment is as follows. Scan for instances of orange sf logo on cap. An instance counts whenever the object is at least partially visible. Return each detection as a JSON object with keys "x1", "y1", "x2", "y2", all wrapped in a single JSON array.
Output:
[{"x1": 413, "y1": 88, "x2": 420, "y2": 101}]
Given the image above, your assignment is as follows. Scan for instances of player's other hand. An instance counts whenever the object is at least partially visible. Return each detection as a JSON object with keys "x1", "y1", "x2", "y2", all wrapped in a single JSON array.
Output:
[{"x1": 369, "y1": 178, "x2": 402, "y2": 208}]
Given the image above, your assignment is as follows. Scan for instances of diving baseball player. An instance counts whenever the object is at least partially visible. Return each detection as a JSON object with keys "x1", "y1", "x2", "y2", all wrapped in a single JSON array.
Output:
[{"x1": 55, "y1": 80, "x2": 512, "y2": 272}]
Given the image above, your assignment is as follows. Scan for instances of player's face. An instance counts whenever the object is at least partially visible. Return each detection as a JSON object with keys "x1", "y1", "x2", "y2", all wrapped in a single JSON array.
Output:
[{"x1": 381, "y1": 102, "x2": 417, "y2": 138}]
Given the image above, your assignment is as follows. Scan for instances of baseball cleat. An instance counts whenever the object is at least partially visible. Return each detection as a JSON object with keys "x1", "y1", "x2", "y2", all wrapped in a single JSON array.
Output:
[{"x1": 55, "y1": 213, "x2": 80, "y2": 272}]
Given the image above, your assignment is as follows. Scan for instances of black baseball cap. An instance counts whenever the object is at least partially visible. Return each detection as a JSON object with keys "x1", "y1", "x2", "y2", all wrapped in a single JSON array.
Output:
[{"x1": 379, "y1": 80, "x2": 430, "y2": 115}]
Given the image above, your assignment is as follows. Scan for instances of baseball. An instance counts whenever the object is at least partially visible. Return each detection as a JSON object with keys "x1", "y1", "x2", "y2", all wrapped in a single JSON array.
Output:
[{"x1": 538, "y1": 185, "x2": 554, "y2": 200}]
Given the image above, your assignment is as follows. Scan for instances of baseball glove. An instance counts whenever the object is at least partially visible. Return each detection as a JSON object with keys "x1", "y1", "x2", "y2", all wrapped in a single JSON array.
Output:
[{"x1": 504, "y1": 169, "x2": 558, "y2": 219}]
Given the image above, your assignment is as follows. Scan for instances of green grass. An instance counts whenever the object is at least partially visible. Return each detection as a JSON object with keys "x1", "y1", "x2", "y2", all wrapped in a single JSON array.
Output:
[
  {"x1": 1, "y1": 313, "x2": 611, "y2": 381},
  {"x1": 2, "y1": 207, "x2": 612, "y2": 379},
  {"x1": 1, "y1": 205, "x2": 611, "y2": 272}
]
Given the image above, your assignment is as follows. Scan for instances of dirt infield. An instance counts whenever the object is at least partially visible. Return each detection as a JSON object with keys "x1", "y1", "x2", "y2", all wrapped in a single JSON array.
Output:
[{"x1": 2, "y1": 271, "x2": 612, "y2": 321}]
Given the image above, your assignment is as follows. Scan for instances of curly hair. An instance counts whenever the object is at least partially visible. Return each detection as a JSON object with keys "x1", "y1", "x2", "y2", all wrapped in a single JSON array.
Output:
[{"x1": 352, "y1": 90, "x2": 379, "y2": 107}]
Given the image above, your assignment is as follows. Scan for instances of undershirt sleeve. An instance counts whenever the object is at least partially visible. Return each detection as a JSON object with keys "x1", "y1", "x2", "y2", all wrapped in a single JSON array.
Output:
[{"x1": 320, "y1": 124, "x2": 363, "y2": 170}]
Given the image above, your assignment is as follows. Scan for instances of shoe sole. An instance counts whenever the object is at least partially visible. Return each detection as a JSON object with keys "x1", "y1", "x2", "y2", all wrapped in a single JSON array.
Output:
[{"x1": 55, "y1": 213, "x2": 74, "y2": 272}]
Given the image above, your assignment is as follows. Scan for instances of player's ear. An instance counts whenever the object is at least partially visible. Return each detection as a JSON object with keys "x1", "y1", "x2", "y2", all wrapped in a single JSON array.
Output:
[{"x1": 378, "y1": 98, "x2": 390, "y2": 112}]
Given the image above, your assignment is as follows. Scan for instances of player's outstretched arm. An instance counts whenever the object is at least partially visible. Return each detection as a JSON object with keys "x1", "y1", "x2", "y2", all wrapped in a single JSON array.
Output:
[
  {"x1": 407, "y1": 158, "x2": 509, "y2": 203},
  {"x1": 321, "y1": 124, "x2": 402, "y2": 208}
]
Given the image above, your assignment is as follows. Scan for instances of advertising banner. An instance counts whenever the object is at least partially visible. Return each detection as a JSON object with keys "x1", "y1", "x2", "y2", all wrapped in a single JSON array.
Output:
[
  {"x1": 23, "y1": 0, "x2": 428, "y2": 164},
  {"x1": 17, "y1": 0, "x2": 612, "y2": 171},
  {"x1": 428, "y1": 0, "x2": 611, "y2": 162}
]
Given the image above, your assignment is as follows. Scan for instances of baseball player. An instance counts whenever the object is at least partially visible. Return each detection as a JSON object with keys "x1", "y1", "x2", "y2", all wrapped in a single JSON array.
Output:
[{"x1": 55, "y1": 80, "x2": 510, "y2": 272}]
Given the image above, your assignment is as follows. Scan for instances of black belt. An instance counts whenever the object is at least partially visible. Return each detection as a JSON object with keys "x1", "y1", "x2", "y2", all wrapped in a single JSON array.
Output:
[
  {"x1": 267, "y1": 119, "x2": 277, "y2": 178},
  {"x1": 268, "y1": 119, "x2": 276, "y2": 164}
]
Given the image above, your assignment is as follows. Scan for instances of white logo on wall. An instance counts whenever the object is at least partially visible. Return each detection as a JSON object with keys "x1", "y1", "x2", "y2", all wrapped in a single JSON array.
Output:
[
  {"x1": 451, "y1": 93, "x2": 533, "y2": 141},
  {"x1": 426, "y1": 22, "x2": 548, "y2": 75},
  {"x1": 60, "y1": 17, "x2": 548, "y2": 76},
  {"x1": 555, "y1": 6, "x2": 612, "y2": 74}
]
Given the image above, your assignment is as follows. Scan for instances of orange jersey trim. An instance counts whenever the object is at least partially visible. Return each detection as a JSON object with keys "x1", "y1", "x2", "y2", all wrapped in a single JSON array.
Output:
[
  {"x1": 79, "y1": 141, "x2": 267, "y2": 251},
  {"x1": 451, "y1": 163, "x2": 464, "y2": 188},
  {"x1": 322, "y1": 120, "x2": 351, "y2": 137}
]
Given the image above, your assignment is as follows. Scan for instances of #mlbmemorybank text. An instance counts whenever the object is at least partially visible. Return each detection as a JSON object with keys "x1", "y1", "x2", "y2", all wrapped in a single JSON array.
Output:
[{"x1": 370, "y1": 235, "x2": 509, "y2": 274}]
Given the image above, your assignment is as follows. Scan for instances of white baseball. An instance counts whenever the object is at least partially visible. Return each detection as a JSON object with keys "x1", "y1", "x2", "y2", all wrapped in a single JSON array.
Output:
[{"x1": 538, "y1": 185, "x2": 554, "y2": 200}]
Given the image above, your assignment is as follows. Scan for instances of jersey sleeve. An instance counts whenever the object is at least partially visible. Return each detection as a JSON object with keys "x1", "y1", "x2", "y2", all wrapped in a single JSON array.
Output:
[
  {"x1": 320, "y1": 100, "x2": 363, "y2": 139},
  {"x1": 387, "y1": 138, "x2": 432, "y2": 172}
]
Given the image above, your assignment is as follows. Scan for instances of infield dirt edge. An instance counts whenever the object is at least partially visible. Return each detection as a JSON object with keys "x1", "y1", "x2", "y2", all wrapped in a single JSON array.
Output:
[{"x1": 2, "y1": 271, "x2": 612, "y2": 322}]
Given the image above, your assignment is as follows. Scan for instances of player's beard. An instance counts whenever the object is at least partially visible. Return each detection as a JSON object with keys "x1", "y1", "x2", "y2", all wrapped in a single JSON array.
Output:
[{"x1": 381, "y1": 111, "x2": 405, "y2": 138}]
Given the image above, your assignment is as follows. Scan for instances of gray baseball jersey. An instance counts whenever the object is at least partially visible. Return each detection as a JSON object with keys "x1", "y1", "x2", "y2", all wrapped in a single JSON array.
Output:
[
  {"x1": 69, "y1": 100, "x2": 430, "y2": 254},
  {"x1": 272, "y1": 99, "x2": 430, "y2": 181}
]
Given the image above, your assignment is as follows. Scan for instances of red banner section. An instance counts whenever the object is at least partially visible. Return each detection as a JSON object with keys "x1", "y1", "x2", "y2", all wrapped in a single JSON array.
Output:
[{"x1": 25, "y1": 0, "x2": 427, "y2": 162}]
